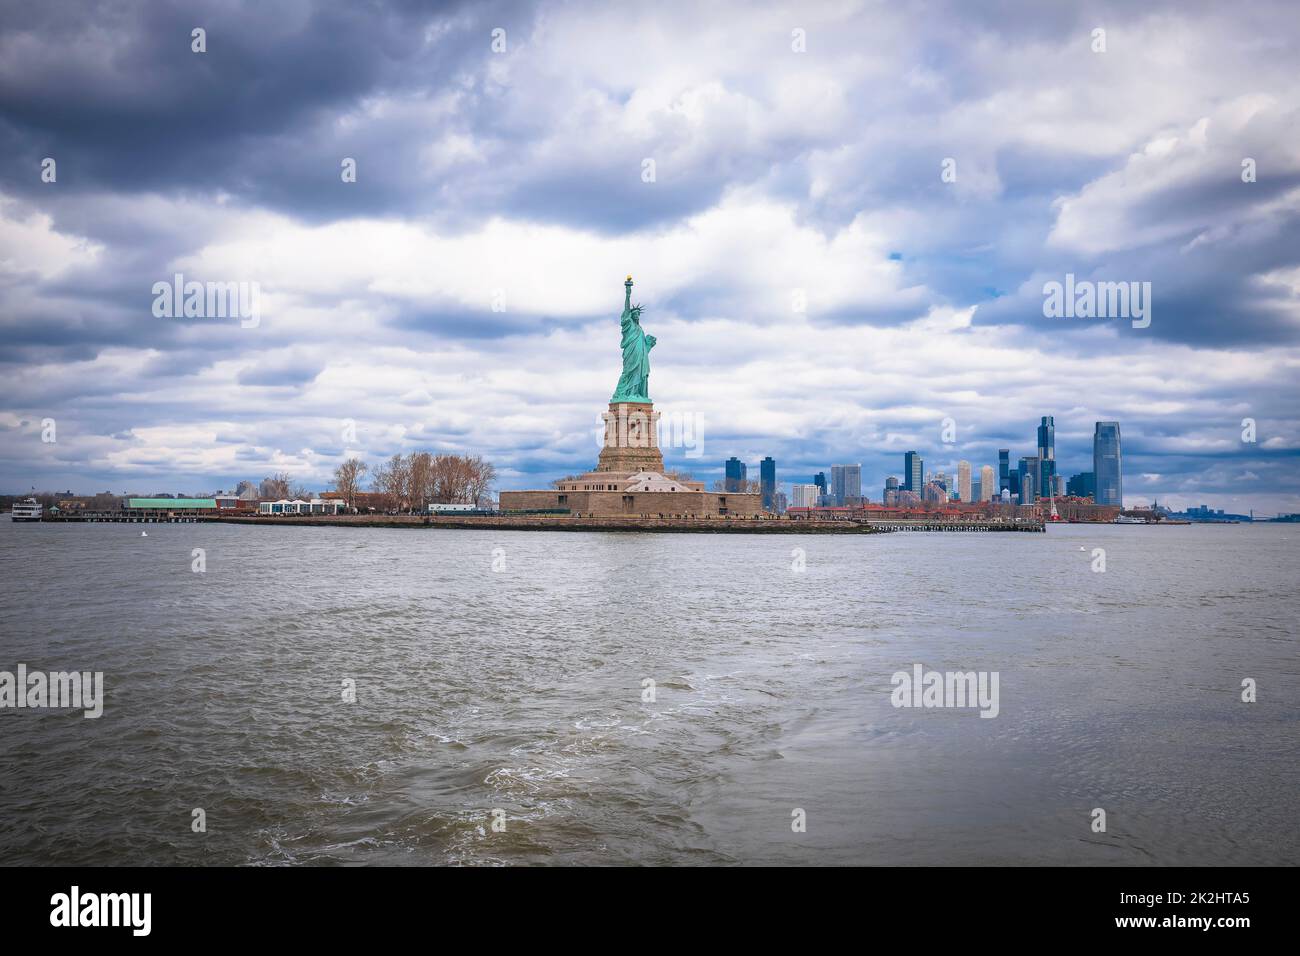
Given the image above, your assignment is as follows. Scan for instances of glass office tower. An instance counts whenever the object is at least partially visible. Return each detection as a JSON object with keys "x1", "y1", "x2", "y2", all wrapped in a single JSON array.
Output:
[
  {"x1": 1093, "y1": 422, "x2": 1123, "y2": 506},
  {"x1": 904, "y1": 451, "x2": 923, "y2": 492},
  {"x1": 1036, "y1": 416, "x2": 1055, "y2": 461},
  {"x1": 724, "y1": 457, "x2": 747, "y2": 492},
  {"x1": 1037, "y1": 416, "x2": 1056, "y2": 499},
  {"x1": 1018, "y1": 456, "x2": 1041, "y2": 505},
  {"x1": 759, "y1": 456, "x2": 775, "y2": 510}
]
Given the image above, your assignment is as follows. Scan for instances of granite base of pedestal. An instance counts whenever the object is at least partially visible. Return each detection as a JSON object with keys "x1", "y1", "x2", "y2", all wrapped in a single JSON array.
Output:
[{"x1": 596, "y1": 401, "x2": 664, "y2": 473}]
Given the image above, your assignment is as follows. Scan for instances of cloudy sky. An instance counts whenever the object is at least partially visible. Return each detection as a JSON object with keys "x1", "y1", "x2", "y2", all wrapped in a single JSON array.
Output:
[{"x1": 2, "y1": 0, "x2": 1298, "y2": 513}]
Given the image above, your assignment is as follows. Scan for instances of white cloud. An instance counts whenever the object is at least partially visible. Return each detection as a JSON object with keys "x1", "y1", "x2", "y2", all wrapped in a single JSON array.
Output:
[
  {"x1": 1050, "y1": 100, "x2": 1300, "y2": 255},
  {"x1": 0, "y1": 199, "x2": 102, "y2": 278},
  {"x1": 174, "y1": 189, "x2": 919, "y2": 323}
]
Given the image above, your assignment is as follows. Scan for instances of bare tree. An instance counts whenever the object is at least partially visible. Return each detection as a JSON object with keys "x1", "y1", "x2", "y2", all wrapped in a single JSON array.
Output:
[
  {"x1": 466, "y1": 454, "x2": 496, "y2": 506},
  {"x1": 360, "y1": 452, "x2": 496, "y2": 510},
  {"x1": 407, "y1": 451, "x2": 433, "y2": 513},
  {"x1": 260, "y1": 472, "x2": 291, "y2": 499},
  {"x1": 333, "y1": 458, "x2": 368, "y2": 509},
  {"x1": 370, "y1": 461, "x2": 390, "y2": 507},
  {"x1": 371, "y1": 454, "x2": 409, "y2": 511},
  {"x1": 711, "y1": 478, "x2": 760, "y2": 493},
  {"x1": 390, "y1": 454, "x2": 410, "y2": 510},
  {"x1": 430, "y1": 453, "x2": 465, "y2": 503}
]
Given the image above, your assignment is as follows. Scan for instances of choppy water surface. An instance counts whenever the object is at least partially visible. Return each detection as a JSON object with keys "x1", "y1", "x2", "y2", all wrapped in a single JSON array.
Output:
[{"x1": 0, "y1": 521, "x2": 1296, "y2": 866}]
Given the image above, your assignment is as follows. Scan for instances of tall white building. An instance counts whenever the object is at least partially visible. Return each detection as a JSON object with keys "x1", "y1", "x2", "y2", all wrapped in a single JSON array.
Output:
[
  {"x1": 979, "y1": 465, "x2": 995, "y2": 501},
  {"x1": 791, "y1": 484, "x2": 821, "y2": 508},
  {"x1": 957, "y1": 460, "x2": 971, "y2": 503}
]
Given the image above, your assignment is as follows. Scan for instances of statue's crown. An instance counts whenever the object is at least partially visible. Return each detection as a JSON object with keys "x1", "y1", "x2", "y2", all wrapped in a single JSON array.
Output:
[{"x1": 626, "y1": 274, "x2": 633, "y2": 281}]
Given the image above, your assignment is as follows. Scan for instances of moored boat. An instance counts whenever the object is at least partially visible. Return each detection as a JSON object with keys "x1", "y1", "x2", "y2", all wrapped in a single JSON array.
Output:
[{"x1": 10, "y1": 497, "x2": 42, "y2": 521}]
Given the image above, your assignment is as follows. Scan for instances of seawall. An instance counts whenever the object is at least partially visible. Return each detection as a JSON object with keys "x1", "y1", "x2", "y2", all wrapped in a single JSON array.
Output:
[{"x1": 195, "y1": 514, "x2": 1045, "y2": 533}]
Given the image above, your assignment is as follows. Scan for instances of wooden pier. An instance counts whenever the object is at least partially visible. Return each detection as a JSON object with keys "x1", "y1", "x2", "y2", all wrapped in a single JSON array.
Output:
[
  {"x1": 864, "y1": 519, "x2": 1045, "y2": 532},
  {"x1": 43, "y1": 511, "x2": 208, "y2": 523}
]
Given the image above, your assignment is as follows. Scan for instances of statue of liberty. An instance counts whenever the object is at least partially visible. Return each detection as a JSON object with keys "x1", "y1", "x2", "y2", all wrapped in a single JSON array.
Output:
[{"x1": 611, "y1": 275, "x2": 656, "y2": 403}]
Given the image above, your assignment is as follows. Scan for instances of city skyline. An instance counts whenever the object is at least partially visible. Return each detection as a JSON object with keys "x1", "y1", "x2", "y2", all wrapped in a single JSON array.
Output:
[
  {"x1": 707, "y1": 414, "x2": 1126, "y2": 509},
  {"x1": 2, "y1": 2, "x2": 1298, "y2": 514}
]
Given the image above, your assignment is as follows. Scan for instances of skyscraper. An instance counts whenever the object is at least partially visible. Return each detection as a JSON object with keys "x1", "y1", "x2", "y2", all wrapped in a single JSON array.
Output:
[
  {"x1": 724, "y1": 457, "x2": 747, "y2": 492},
  {"x1": 1037, "y1": 416, "x2": 1055, "y2": 462},
  {"x1": 957, "y1": 460, "x2": 971, "y2": 502},
  {"x1": 1018, "y1": 456, "x2": 1041, "y2": 504},
  {"x1": 979, "y1": 465, "x2": 995, "y2": 501},
  {"x1": 1037, "y1": 416, "x2": 1056, "y2": 499},
  {"x1": 998, "y1": 449, "x2": 1010, "y2": 495},
  {"x1": 759, "y1": 456, "x2": 776, "y2": 511},
  {"x1": 904, "y1": 451, "x2": 923, "y2": 493},
  {"x1": 1093, "y1": 422, "x2": 1122, "y2": 506},
  {"x1": 831, "y1": 464, "x2": 861, "y2": 505},
  {"x1": 1041, "y1": 460, "x2": 1057, "y2": 499},
  {"x1": 883, "y1": 475, "x2": 899, "y2": 505}
]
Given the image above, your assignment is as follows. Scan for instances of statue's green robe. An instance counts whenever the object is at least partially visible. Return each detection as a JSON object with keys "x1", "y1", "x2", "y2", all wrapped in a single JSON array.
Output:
[{"x1": 611, "y1": 286, "x2": 655, "y2": 402}]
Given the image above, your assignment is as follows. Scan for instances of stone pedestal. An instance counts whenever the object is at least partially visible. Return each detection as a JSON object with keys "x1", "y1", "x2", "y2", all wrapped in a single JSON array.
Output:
[{"x1": 597, "y1": 401, "x2": 664, "y2": 473}]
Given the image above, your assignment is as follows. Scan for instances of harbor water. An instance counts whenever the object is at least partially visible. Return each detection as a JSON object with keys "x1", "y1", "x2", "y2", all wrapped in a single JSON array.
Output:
[{"x1": 0, "y1": 521, "x2": 1296, "y2": 865}]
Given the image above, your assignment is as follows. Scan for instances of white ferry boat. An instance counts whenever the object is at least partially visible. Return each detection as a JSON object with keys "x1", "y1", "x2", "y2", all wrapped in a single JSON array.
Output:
[
  {"x1": 10, "y1": 497, "x2": 42, "y2": 521},
  {"x1": 1115, "y1": 514, "x2": 1146, "y2": 524}
]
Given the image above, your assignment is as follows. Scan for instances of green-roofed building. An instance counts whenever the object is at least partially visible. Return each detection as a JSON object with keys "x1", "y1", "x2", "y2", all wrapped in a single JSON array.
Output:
[{"x1": 126, "y1": 498, "x2": 217, "y2": 510}]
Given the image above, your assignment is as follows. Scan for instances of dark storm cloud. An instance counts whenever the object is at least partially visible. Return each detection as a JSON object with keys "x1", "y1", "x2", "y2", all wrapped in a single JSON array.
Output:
[
  {"x1": 974, "y1": 212, "x2": 1300, "y2": 348},
  {"x1": 235, "y1": 360, "x2": 323, "y2": 387},
  {"x1": 0, "y1": 0, "x2": 530, "y2": 214}
]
